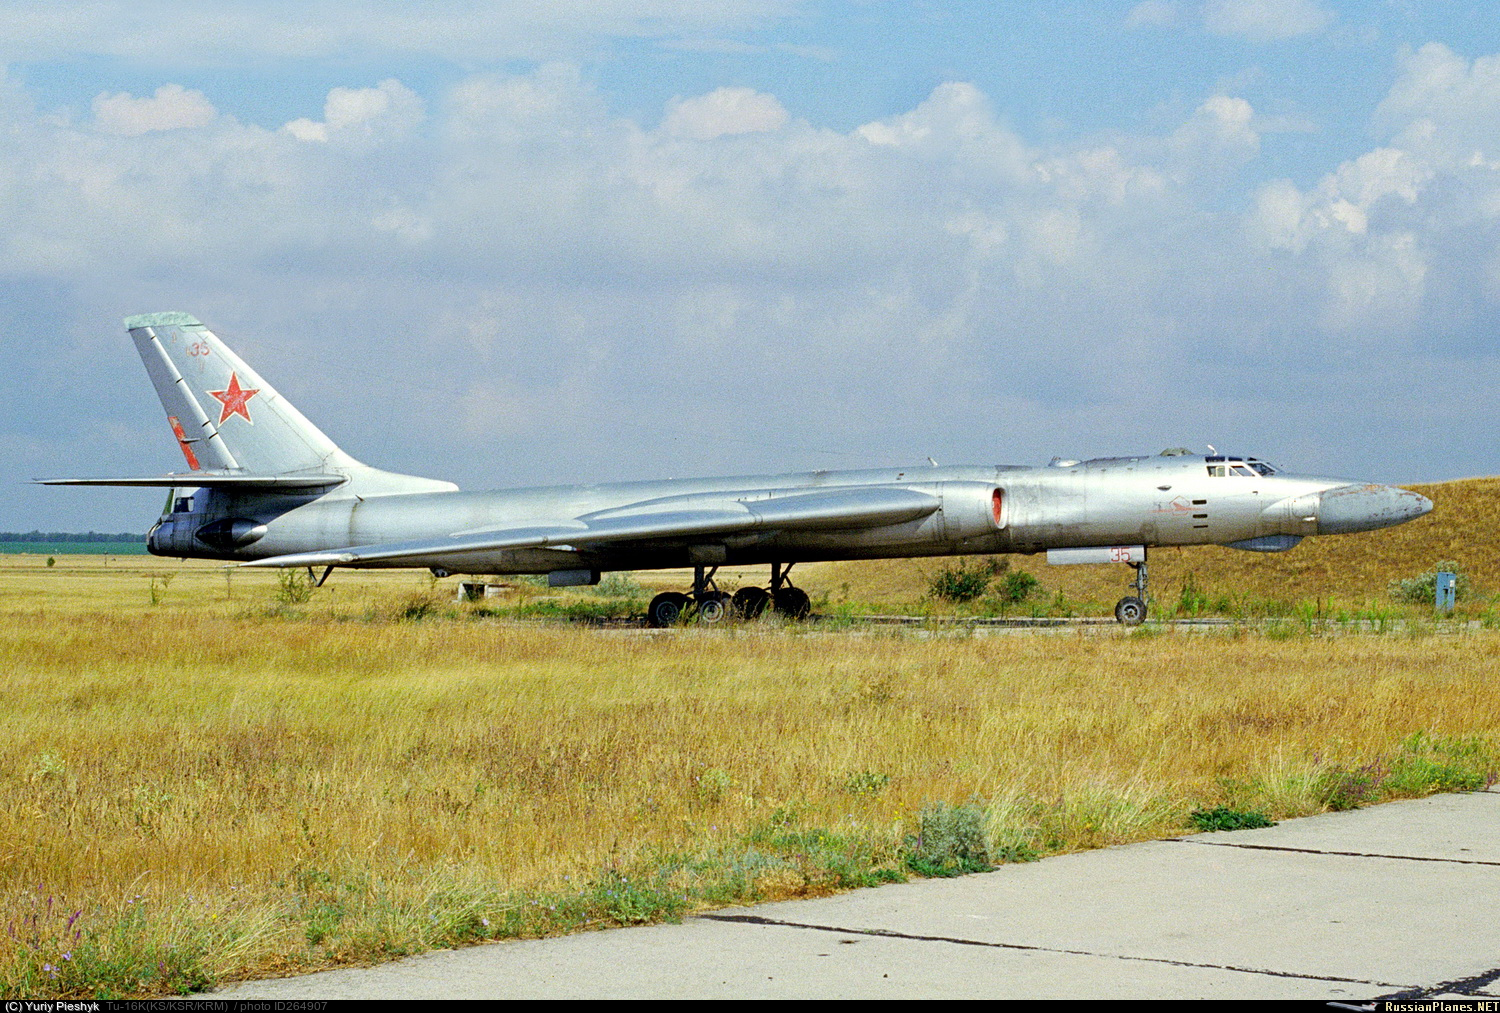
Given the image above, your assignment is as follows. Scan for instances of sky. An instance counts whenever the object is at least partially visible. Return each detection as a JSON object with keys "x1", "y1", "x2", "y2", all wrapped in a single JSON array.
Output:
[{"x1": 4, "y1": 0, "x2": 1500, "y2": 531}]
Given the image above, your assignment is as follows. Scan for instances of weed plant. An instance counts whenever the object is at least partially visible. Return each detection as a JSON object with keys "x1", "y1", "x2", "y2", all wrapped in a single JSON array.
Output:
[
  {"x1": 275, "y1": 570, "x2": 312, "y2": 606},
  {"x1": 1188, "y1": 806, "x2": 1276, "y2": 831}
]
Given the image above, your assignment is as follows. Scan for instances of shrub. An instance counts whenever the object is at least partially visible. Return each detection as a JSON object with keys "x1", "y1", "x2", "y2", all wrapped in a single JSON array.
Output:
[
  {"x1": 1390, "y1": 560, "x2": 1469, "y2": 605},
  {"x1": 394, "y1": 591, "x2": 444, "y2": 621},
  {"x1": 591, "y1": 571, "x2": 647, "y2": 599},
  {"x1": 927, "y1": 561, "x2": 992, "y2": 602},
  {"x1": 275, "y1": 569, "x2": 312, "y2": 605},
  {"x1": 902, "y1": 800, "x2": 993, "y2": 876},
  {"x1": 994, "y1": 569, "x2": 1038, "y2": 604}
]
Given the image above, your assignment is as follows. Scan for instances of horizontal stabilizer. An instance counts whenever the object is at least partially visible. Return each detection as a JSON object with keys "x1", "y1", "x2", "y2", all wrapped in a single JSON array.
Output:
[
  {"x1": 35, "y1": 473, "x2": 347, "y2": 489},
  {"x1": 243, "y1": 486, "x2": 940, "y2": 568}
]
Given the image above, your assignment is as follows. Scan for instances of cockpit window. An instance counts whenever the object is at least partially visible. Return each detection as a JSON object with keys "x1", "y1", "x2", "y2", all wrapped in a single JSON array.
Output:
[{"x1": 1207, "y1": 456, "x2": 1277, "y2": 478}]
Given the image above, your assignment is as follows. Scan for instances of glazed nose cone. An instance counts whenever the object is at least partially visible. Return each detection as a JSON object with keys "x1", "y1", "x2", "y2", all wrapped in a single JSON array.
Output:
[{"x1": 1316, "y1": 484, "x2": 1433, "y2": 535}]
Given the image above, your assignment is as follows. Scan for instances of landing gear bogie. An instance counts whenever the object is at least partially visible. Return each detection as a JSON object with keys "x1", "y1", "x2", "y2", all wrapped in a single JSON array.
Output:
[{"x1": 645, "y1": 562, "x2": 812, "y2": 627}]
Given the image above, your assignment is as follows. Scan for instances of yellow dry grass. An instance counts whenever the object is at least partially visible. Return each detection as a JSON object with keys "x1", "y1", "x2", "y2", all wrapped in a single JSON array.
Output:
[{"x1": 0, "y1": 476, "x2": 1497, "y2": 994}]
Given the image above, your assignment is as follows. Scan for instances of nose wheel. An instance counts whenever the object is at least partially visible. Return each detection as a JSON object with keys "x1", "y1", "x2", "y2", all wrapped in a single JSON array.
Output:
[
  {"x1": 1114, "y1": 556, "x2": 1149, "y2": 626},
  {"x1": 1114, "y1": 595, "x2": 1146, "y2": 625}
]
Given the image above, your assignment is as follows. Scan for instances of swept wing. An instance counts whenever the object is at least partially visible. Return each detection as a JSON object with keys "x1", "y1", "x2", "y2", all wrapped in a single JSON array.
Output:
[{"x1": 242, "y1": 486, "x2": 940, "y2": 568}]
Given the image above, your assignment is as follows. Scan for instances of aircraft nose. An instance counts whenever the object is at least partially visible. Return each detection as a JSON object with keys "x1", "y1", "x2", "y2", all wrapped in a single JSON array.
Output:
[{"x1": 1316, "y1": 484, "x2": 1433, "y2": 535}]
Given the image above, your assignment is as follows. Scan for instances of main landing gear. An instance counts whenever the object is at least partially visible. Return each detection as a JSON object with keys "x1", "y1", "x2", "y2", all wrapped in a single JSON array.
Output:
[
  {"x1": 1114, "y1": 552, "x2": 1148, "y2": 626},
  {"x1": 646, "y1": 563, "x2": 811, "y2": 627}
]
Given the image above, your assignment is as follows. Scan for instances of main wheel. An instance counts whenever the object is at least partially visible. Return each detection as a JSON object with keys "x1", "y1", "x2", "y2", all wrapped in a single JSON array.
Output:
[
  {"x1": 772, "y1": 586, "x2": 811, "y2": 620},
  {"x1": 697, "y1": 592, "x2": 731, "y2": 623},
  {"x1": 731, "y1": 586, "x2": 770, "y2": 619},
  {"x1": 1114, "y1": 596, "x2": 1146, "y2": 626},
  {"x1": 648, "y1": 591, "x2": 690, "y2": 627}
]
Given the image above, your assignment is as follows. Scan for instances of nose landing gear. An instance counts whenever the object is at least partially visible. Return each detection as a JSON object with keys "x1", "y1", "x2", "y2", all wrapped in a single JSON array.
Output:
[{"x1": 1114, "y1": 554, "x2": 1148, "y2": 626}]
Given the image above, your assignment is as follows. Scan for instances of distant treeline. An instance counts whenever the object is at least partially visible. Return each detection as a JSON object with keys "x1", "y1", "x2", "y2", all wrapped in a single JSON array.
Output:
[{"x1": 0, "y1": 531, "x2": 146, "y2": 543}]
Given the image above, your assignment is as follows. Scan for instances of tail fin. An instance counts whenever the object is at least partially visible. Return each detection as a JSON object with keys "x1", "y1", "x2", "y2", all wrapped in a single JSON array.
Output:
[{"x1": 126, "y1": 312, "x2": 360, "y2": 476}]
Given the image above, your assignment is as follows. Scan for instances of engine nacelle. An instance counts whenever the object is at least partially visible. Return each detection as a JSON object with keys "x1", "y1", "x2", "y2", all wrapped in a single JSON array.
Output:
[
  {"x1": 148, "y1": 516, "x2": 196, "y2": 556},
  {"x1": 195, "y1": 518, "x2": 269, "y2": 550},
  {"x1": 936, "y1": 482, "x2": 1005, "y2": 542}
]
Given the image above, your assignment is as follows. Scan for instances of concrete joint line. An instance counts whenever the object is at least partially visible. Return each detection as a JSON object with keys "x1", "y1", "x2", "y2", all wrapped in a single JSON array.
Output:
[
  {"x1": 1173, "y1": 838, "x2": 1500, "y2": 867},
  {"x1": 1378, "y1": 965, "x2": 1500, "y2": 1001},
  {"x1": 700, "y1": 913, "x2": 1413, "y2": 990}
]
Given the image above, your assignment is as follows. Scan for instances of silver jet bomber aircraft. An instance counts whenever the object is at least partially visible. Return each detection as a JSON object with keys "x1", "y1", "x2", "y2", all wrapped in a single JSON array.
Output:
[{"x1": 42, "y1": 313, "x2": 1434, "y2": 625}]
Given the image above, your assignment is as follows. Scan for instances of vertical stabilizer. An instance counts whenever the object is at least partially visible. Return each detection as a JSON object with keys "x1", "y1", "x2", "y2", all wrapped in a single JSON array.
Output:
[{"x1": 125, "y1": 312, "x2": 360, "y2": 476}]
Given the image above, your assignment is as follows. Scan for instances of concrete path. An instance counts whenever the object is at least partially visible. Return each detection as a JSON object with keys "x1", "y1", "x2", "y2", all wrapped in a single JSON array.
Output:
[{"x1": 208, "y1": 789, "x2": 1500, "y2": 1000}]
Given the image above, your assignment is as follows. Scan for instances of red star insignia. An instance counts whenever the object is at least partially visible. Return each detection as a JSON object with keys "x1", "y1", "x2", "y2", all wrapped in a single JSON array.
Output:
[{"x1": 207, "y1": 372, "x2": 260, "y2": 425}]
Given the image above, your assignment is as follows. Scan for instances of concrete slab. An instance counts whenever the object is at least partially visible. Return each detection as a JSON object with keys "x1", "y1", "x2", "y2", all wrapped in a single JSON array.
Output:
[{"x1": 206, "y1": 789, "x2": 1500, "y2": 1000}]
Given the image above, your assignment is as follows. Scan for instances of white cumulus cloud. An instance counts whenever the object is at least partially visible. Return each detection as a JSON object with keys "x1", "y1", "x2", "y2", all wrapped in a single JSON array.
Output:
[
  {"x1": 283, "y1": 78, "x2": 424, "y2": 143},
  {"x1": 1168, "y1": 94, "x2": 1261, "y2": 173},
  {"x1": 91, "y1": 84, "x2": 216, "y2": 135},
  {"x1": 6, "y1": 61, "x2": 1500, "y2": 512},
  {"x1": 661, "y1": 87, "x2": 789, "y2": 140},
  {"x1": 1376, "y1": 43, "x2": 1500, "y2": 168}
]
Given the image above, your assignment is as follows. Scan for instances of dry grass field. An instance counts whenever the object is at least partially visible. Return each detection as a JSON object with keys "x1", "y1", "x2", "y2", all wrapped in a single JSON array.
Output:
[{"x1": 2, "y1": 477, "x2": 1498, "y2": 997}]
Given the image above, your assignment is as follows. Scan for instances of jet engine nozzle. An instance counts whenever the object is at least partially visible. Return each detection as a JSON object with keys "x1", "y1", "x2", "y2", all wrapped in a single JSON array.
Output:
[
  {"x1": 1315, "y1": 484, "x2": 1433, "y2": 535},
  {"x1": 195, "y1": 518, "x2": 269, "y2": 550}
]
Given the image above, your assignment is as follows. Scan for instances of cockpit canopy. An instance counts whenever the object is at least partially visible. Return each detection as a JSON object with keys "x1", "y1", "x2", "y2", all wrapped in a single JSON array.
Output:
[{"x1": 1205, "y1": 455, "x2": 1277, "y2": 478}]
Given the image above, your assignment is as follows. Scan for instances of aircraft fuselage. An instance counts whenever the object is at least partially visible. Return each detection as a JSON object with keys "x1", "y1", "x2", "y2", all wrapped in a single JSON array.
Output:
[{"x1": 147, "y1": 454, "x2": 1430, "y2": 575}]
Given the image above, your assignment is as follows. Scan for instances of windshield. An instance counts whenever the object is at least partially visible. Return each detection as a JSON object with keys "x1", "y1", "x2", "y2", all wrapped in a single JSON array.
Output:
[{"x1": 1206, "y1": 456, "x2": 1278, "y2": 478}]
